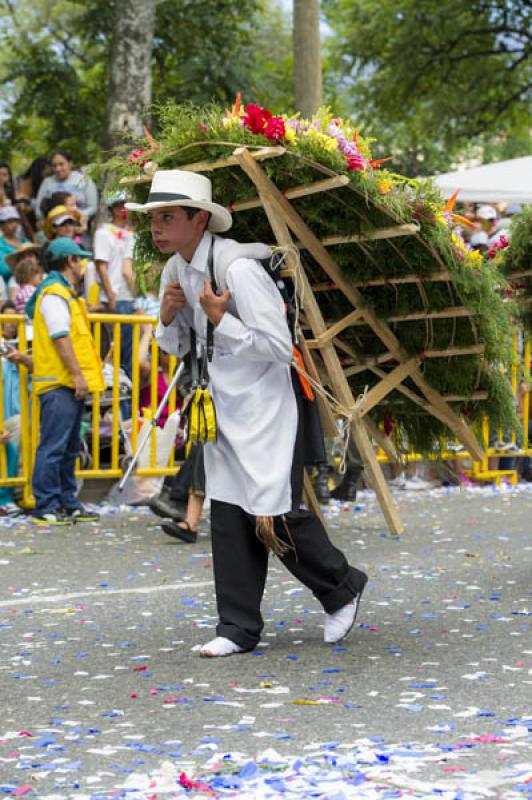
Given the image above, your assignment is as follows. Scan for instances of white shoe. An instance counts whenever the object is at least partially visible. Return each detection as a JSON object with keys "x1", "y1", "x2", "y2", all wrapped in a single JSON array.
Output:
[
  {"x1": 324, "y1": 595, "x2": 362, "y2": 644},
  {"x1": 199, "y1": 636, "x2": 245, "y2": 658},
  {"x1": 404, "y1": 476, "x2": 434, "y2": 491},
  {"x1": 388, "y1": 476, "x2": 407, "y2": 490}
]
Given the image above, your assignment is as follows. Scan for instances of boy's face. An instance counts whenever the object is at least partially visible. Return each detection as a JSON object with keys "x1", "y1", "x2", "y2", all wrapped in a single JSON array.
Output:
[{"x1": 149, "y1": 207, "x2": 208, "y2": 255}]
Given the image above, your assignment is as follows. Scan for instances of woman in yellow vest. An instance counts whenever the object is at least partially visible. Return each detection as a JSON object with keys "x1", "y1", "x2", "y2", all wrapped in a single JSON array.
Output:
[{"x1": 26, "y1": 237, "x2": 104, "y2": 525}]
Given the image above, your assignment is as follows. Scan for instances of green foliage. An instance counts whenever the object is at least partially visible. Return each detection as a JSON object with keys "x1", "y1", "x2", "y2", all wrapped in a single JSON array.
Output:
[
  {"x1": 102, "y1": 100, "x2": 518, "y2": 453},
  {"x1": 0, "y1": 0, "x2": 289, "y2": 166},
  {"x1": 322, "y1": 0, "x2": 532, "y2": 175},
  {"x1": 499, "y1": 207, "x2": 532, "y2": 331}
]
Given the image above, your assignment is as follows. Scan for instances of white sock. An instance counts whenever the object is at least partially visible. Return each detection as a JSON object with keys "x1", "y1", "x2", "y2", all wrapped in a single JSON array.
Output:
[
  {"x1": 200, "y1": 636, "x2": 244, "y2": 657},
  {"x1": 323, "y1": 597, "x2": 360, "y2": 644}
]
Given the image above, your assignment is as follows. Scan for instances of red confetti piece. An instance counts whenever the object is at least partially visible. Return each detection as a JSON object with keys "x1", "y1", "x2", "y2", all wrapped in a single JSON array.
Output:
[
  {"x1": 134, "y1": 665, "x2": 147, "y2": 671},
  {"x1": 130, "y1": 693, "x2": 138, "y2": 699}
]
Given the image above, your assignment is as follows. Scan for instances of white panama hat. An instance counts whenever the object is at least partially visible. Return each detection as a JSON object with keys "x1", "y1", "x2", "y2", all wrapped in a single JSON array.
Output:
[{"x1": 125, "y1": 169, "x2": 232, "y2": 233}]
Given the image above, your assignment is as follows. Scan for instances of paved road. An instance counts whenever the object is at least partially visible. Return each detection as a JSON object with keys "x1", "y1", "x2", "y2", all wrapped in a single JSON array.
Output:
[{"x1": 0, "y1": 486, "x2": 530, "y2": 798}]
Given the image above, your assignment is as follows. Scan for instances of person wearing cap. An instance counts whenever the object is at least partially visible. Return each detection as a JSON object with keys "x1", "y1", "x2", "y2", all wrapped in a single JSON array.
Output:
[
  {"x1": 0, "y1": 205, "x2": 30, "y2": 284},
  {"x1": 128, "y1": 170, "x2": 367, "y2": 658},
  {"x1": 93, "y1": 192, "x2": 135, "y2": 376},
  {"x1": 26, "y1": 237, "x2": 104, "y2": 526},
  {"x1": 44, "y1": 204, "x2": 80, "y2": 241}
]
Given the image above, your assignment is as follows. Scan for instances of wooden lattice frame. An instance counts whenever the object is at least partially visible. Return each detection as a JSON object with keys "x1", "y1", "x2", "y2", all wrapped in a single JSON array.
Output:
[{"x1": 122, "y1": 145, "x2": 488, "y2": 535}]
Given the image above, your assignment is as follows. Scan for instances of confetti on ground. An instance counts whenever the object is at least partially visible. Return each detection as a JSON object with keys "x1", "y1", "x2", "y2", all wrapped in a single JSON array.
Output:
[{"x1": 0, "y1": 485, "x2": 530, "y2": 797}]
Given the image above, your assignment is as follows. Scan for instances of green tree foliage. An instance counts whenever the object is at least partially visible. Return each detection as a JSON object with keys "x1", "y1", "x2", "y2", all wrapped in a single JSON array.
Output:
[
  {"x1": 0, "y1": 0, "x2": 291, "y2": 168},
  {"x1": 322, "y1": 0, "x2": 532, "y2": 174}
]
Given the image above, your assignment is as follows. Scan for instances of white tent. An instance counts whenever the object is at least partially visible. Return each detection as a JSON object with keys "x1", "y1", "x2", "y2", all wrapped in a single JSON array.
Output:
[{"x1": 434, "y1": 156, "x2": 532, "y2": 203}]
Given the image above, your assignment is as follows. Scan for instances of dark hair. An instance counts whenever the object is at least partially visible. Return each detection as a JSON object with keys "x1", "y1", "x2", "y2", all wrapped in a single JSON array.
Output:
[
  {"x1": 0, "y1": 162, "x2": 15, "y2": 203},
  {"x1": 1, "y1": 301, "x2": 16, "y2": 314},
  {"x1": 182, "y1": 206, "x2": 211, "y2": 228},
  {"x1": 40, "y1": 190, "x2": 74, "y2": 218},
  {"x1": 50, "y1": 149, "x2": 73, "y2": 164},
  {"x1": 20, "y1": 157, "x2": 50, "y2": 197}
]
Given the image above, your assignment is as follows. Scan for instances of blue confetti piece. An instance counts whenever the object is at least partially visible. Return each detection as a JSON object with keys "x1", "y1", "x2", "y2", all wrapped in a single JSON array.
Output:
[
  {"x1": 239, "y1": 762, "x2": 259, "y2": 778},
  {"x1": 287, "y1": 655, "x2": 298, "y2": 661}
]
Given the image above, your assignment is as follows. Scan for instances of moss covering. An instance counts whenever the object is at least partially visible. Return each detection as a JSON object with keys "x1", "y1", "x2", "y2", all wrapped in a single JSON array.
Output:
[{"x1": 97, "y1": 101, "x2": 519, "y2": 453}]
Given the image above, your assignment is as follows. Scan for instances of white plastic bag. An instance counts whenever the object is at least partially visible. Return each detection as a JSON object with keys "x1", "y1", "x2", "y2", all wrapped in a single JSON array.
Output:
[{"x1": 108, "y1": 410, "x2": 180, "y2": 505}]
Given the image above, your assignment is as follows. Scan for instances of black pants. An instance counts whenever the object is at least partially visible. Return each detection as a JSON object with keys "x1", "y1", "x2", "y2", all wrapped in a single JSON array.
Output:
[
  {"x1": 209, "y1": 371, "x2": 366, "y2": 650},
  {"x1": 169, "y1": 443, "x2": 205, "y2": 502}
]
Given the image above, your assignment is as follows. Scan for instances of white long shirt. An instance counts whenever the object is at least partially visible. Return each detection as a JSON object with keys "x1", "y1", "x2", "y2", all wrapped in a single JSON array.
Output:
[{"x1": 156, "y1": 231, "x2": 297, "y2": 516}]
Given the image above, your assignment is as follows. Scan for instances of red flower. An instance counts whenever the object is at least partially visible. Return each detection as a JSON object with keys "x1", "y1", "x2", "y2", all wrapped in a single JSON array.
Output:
[
  {"x1": 347, "y1": 154, "x2": 365, "y2": 171},
  {"x1": 243, "y1": 102, "x2": 273, "y2": 135},
  {"x1": 264, "y1": 116, "x2": 286, "y2": 141},
  {"x1": 383, "y1": 414, "x2": 395, "y2": 437},
  {"x1": 243, "y1": 103, "x2": 266, "y2": 134}
]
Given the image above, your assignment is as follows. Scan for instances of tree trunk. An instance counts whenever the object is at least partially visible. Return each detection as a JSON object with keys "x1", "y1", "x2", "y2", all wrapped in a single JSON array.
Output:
[
  {"x1": 293, "y1": 0, "x2": 322, "y2": 118},
  {"x1": 105, "y1": 0, "x2": 156, "y2": 150}
]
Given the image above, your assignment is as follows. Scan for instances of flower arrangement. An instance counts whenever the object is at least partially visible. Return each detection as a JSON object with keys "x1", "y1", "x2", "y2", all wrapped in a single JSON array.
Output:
[{"x1": 99, "y1": 99, "x2": 518, "y2": 453}]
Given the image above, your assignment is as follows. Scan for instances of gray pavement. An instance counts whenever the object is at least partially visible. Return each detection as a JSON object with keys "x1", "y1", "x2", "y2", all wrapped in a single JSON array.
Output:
[{"x1": 0, "y1": 486, "x2": 530, "y2": 798}]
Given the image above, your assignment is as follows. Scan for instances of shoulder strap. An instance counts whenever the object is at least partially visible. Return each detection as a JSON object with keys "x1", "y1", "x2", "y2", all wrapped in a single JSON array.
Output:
[{"x1": 190, "y1": 239, "x2": 216, "y2": 387}]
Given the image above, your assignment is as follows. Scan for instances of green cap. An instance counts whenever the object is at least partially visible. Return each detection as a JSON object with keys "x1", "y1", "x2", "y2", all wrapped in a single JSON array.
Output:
[{"x1": 47, "y1": 237, "x2": 92, "y2": 261}]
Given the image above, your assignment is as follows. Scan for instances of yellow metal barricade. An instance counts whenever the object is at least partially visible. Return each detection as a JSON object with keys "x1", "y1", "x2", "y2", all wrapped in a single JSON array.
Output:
[{"x1": 0, "y1": 313, "x2": 183, "y2": 506}]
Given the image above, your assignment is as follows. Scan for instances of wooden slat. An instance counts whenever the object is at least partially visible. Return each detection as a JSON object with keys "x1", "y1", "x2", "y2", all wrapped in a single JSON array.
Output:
[
  {"x1": 321, "y1": 224, "x2": 419, "y2": 247},
  {"x1": 364, "y1": 417, "x2": 400, "y2": 463},
  {"x1": 321, "y1": 306, "x2": 472, "y2": 327},
  {"x1": 305, "y1": 309, "x2": 366, "y2": 349},
  {"x1": 228, "y1": 175, "x2": 349, "y2": 212},
  {"x1": 120, "y1": 146, "x2": 286, "y2": 185},
  {"x1": 354, "y1": 358, "x2": 420, "y2": 417},
  {"x1": 312, "y1": 272, "x2": 452, "y2": 291},
  {"x1": 508, "y1": 269, "x2": 532, "y2": 279},
  {"x1": 388, "y1": 306, "x2": 471, "y2": 323},
  {"x1": 342, "y1": 344, "x2": 485, "y2": 376}
]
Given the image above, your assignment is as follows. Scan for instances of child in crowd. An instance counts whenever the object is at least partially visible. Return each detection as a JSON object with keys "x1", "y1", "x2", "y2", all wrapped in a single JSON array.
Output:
[
  {"x1": 13, "y1": 258, "x2": 44, "y2": 315},
  {"x1": 44, "y1": 205, "x2": 80, "y2": 240}
]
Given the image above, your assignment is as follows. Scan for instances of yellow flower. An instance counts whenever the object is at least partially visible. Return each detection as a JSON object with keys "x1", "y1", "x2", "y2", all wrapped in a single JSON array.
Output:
[
  {"x1": 376, "y1": 178, "x2": 393, "y2": 194},
  {"x1": 451, "y1": 230, "x2": 468, "y2": 255},
  {"x1": 303, "y1": 126, "x2": 338, "y2": 152},
  {"x1": 283, "y1": 126, "x2": 297, "y2": 144},
  {"x1": 222, "y1": 116, "x2": 240, "y2": 128},
  {"x1": 465, "y1": 250, "x2": 483, "y2": 268}
]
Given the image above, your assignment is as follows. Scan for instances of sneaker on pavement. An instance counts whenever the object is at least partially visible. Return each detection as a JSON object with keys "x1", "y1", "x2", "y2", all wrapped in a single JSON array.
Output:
[
  {"x1": 64, "y1": 506, "x2": 100, "y2": 522},
  {"x1": 324, "y1": 575, "x2": 367, "y2": 644},
  {"x1": 32, "y1": 511, "x2": 71, "y2": 527},
  {"x1": 404, "y1": 476, "x2": 435, "y2": 491},
  {"x1": 2, "y1": 502, "x2": 24, "y2": 517},
  {"x1": 388, "y1": 476, "x2": 407, "y2": 490}
]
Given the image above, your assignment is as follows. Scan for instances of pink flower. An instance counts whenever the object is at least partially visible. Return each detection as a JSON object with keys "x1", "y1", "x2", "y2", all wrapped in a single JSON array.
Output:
[
  {"x1": 487, "y1": 234, "x2": 509, "y2": 259},
  {"x1": 264, "y1": 116, "x2": 286, "y2": 141},
  {"x1": 128, "y1": 148, "x2": 147, "y2": 166},
  {"x1": 347, "y1": 154, "x2": 365, "y2": 171}
]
